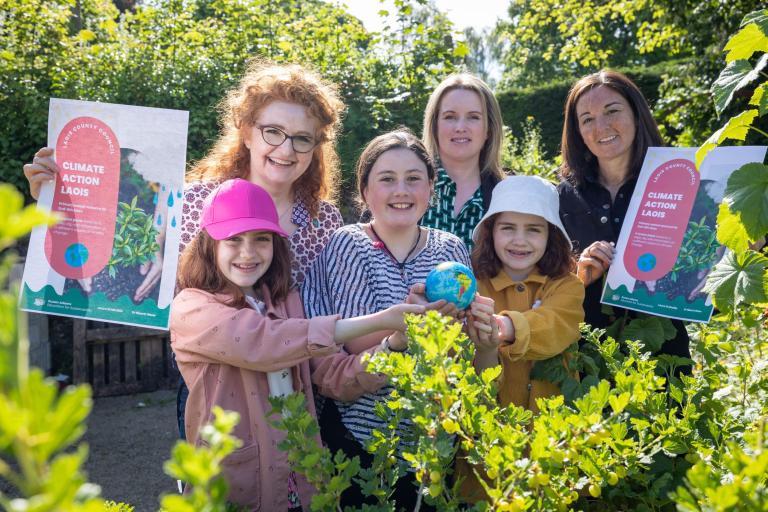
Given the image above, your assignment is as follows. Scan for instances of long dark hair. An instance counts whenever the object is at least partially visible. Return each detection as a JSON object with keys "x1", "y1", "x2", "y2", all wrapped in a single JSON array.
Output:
[
  {"x1": 559, "y1": 69, "x2": 663, "y2": 186},
  {"x1": 471, "y1": 214, "x2": 575, "y2": 280},
  {"x1": 177, "y1": 230, "x2": 292, "y2": 308}
]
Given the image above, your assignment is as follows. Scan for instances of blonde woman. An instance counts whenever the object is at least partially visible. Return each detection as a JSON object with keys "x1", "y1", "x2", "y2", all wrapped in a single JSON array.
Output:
[{"x1": 421, "y1": 73, "x2": 507, "y2": 251}]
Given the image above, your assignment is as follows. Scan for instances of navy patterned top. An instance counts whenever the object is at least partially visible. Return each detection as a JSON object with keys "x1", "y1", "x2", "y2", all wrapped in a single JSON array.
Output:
[{"x1": 421, "y1": 168, "x2": 486, "y2": 252}]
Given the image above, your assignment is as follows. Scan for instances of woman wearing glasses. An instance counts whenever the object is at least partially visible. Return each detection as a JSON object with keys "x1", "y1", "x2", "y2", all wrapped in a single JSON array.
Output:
[{"x1": 181, "y1": 61, "x2": 345, "y2": 285}]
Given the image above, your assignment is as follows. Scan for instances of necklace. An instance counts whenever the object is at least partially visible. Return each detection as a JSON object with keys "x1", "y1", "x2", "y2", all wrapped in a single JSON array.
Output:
[
  {"x1": 369, "y1": 224, "x2": 421, "y2": 271},
  {"x1": 277, "y1": 202, "x2": 294, "y2": 223}
]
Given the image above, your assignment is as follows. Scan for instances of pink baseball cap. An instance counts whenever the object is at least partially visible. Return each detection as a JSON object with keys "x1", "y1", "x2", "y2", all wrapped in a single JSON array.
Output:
[{"x1": 201, "y1": 179, "x2": 289, "y2": 240}]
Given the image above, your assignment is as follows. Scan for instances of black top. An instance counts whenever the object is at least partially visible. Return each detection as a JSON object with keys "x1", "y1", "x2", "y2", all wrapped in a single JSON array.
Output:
[{"x1": 557, "y1": 175, "x2": 690, "y2": 360}]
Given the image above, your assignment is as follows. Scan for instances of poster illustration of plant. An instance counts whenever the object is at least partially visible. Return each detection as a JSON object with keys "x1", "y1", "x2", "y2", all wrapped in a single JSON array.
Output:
[
  {"x1": 601, "y1": 146, "x2": 766, "y2": 323},
  {"x1": 20, "y1": 98, "x2": 188, "y2": 329}
]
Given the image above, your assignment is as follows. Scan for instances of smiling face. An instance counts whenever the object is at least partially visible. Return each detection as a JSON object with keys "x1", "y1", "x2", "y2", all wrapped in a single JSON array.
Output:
[
  {"x1": 363, "y1": 148, "x2": 432, "y2": 231},
  {"x1": 216, "y1": 230, "x2": 274, "y2": 296},
  {"x1": 576, "y1": 86, "x2": 637, "y2": 171},
  {"x1": 436, "y1": 88, "x2": 488, "y2": 167},
  {"x1": 492, "y1": 211, "x2": 549, "y2": 281},
  {"x1": 244, "y1": 100, "x2": 319, "y2": 194}
]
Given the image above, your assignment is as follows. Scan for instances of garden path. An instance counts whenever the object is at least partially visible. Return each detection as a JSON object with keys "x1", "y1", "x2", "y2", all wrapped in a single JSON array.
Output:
[{"x1": 84, "y1": 389, "x2": 178, "y2": 511}]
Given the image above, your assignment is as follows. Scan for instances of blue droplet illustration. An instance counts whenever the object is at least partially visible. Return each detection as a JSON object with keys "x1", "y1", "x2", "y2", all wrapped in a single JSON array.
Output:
[
  {"x1": 157, "y1": 214, "x2": 163, "y2": 226},
  {"x1": 167, "y1": 192, "x2": 174, "y2": 207},
  {"x1": 162, "y1": 185, "x2": 166, "y2": 192},
  {"x1": 171, "y1": 216, "x2": 177, "y2": 228},
  {"x1": 153, "y1": 192, "x2": 158, "y2": 205},
  {"x1": 176, "y1": 190, "x2": 181, "y2": 198}
]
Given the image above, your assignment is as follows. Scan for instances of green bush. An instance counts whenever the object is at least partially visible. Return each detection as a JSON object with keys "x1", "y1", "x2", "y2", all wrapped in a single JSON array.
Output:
[{"x1": 0, "y1": 0, "x2": 463, "y2": 214}]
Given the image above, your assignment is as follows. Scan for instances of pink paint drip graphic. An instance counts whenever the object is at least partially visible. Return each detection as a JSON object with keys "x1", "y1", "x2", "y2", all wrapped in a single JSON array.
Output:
[
  {"x1": 45, "y1": 116, "x2": 120, "y2": 279},
  {"x1": 623, "y1": 159, "x2": 699, "y2": 281}
]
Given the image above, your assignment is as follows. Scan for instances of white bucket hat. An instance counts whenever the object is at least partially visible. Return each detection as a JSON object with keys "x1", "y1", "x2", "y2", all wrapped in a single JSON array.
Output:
[{"x1": 471, "y1": 175, "x2": 572, "y2": 249}]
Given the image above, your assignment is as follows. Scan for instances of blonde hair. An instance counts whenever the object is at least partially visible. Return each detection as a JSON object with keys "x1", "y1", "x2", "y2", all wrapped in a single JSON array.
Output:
[
  {"x1": 188, "y1": 60, "x2": 345, "y2": 216},
  {"x1": 422, "y1": 73, "x2": 505, "y2": 182}
]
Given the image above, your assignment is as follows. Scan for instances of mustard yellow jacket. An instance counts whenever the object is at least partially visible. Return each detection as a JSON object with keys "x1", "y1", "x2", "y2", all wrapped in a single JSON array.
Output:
[{"x1": 457, "y1": 269, "x2": 585, "y2": 502}]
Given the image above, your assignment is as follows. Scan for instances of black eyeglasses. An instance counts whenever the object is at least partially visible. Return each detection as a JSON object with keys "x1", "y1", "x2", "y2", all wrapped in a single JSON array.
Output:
[{"x1": 257, "y1": 125, "x2": 318, "y2": 153}]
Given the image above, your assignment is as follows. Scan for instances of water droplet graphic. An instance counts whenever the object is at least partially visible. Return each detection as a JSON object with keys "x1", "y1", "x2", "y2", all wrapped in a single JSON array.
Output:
[
  {"x1": 171, "y1": 216, "x2": 177, "y2": 228},
  {"x1": 167, "y1": 192, "x2": 174, "y2": 207},
  {"x1": 157, "y1": 214, "x2": 163, "y2": 226}
]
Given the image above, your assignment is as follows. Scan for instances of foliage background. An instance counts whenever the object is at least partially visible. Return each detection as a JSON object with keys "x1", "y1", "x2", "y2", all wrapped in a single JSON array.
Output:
[{"x1": 0, "y1": 0, "x2": 467, "y2": 219}]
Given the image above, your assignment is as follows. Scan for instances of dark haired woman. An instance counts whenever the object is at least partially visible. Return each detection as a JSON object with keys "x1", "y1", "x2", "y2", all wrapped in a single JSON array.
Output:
[
  {"x1": 302, "y1": 129, "x2": 469, "y2": 509},
  {"x1": 557, "y1": 69, "x2": 690, "y2": 361}
]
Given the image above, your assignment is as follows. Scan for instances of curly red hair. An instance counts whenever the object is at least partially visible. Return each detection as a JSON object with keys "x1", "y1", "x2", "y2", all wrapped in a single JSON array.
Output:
[{"x1": 188, "y1": 60, "x2": 345, "y2": 216}]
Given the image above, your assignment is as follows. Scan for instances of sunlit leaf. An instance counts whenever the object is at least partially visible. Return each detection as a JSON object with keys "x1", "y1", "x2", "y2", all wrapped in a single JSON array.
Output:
[
  {"x1": 712, "y1": 55, "x2": 768, "y2": 116},
  {"x1": 702, "y1": 250, "x2": 768, "y2": 312},
  {"x1": 724, "y1": 23, "x2": 768, "y2": 62},
  {"x1": 749, "y1": 83, "x2": 768, "y2": 116},
  {"x1": 722, "y1": 162, "x2": 768, "y2": 240},
  {"x1": 716, "y1": 202, "x2": 750, "y2": 253},
  {"x1": 77, "y1": 29, "x2": 97, "y2": 42},
  {"x1": 696, "y1": 110, "x2": 759, "y2": 168},
  {"x1": 741, "y1": 9, "x2": 768, "y2": 30}
]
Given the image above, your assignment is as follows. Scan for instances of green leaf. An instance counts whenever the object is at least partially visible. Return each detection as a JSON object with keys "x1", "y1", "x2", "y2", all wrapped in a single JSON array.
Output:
[
  {"x1": 741, "y1": 9, "x2": 768, "y2": 31},
  {"x1": 702, "y1": 250, "x2": 768, "y2": 312},
  {"x1": 608, "y1": 392, "x2": 630, "y2": 414},
  {"x1": 722, "y1": 162, "x2": 768, "y2": 240},
  {"x1": 724, "y1": 23, "x2": 768, "y2": 62},
  {"x1": 716, "y1": 202, "x2": 750, "y2": 253},
  {"x1": 712, "y1": 55, "x2": 768, "y2": 116},
  {"x1": 620, "y1": 316, "x2": 671, "y2": 353},
  {"x1": 749, "y1": 83, "x2": 768, "y2": 116},
  {"x1": 696, "y1": 110, "x2": 759, "y2": 168},
  {"x1": 452, "y1": 41, "x2": 469, "y2": 58},
  {"x1": 77, "y1": 29, "x2": 97, "y2": 42}
]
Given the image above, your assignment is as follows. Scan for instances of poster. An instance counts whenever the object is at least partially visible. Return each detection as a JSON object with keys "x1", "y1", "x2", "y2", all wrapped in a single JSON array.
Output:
[
  {"x1": 20, "y1": 98, "x2": 188, "y2": 329},
  {"x1": 601, "y1": 146, "x2": 767, "y2": 323}
]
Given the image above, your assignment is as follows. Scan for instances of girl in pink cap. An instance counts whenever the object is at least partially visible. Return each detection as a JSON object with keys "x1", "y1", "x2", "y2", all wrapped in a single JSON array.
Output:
[{"x1": 170, "y1": 178, "x2": 423, "y2": 511}]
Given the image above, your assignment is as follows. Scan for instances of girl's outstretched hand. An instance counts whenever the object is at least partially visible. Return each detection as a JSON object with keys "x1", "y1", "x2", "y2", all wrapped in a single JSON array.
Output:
[
  {"x1": 377, "y1": 303, "x2": 426, "y2": 332},
  {"x1": 23, "y1": 147, "x2": 59, "y2": 200},
  {"x1": 406, "y1": 282, "x2": 463, "y2": 319}
]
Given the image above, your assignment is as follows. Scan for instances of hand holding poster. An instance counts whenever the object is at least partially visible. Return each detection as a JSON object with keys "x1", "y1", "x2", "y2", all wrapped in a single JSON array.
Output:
[
  {"x1": 602, "y1": 146, "x2": 767, "y2": 323},
  {"x1": 20, "y1": 99, "x2": 189, "y2": 329}
]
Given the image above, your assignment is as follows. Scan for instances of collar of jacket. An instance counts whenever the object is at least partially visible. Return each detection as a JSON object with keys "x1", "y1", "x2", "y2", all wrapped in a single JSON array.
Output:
[
  {"x1": 212, "y1": 283, "x2": 284, "y2": 317},
  {"x1": 489, "y1": 269, "x2": 547, "y2": 292}
]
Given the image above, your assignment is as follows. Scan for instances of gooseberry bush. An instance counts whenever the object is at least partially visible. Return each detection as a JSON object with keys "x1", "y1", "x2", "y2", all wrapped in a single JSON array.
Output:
[
  {"x1": 1, "y1": 7, "x2": 767, "y2": 512},
  {"x1": 268, "y1": 10, "x2": 768, "y2": 511}
]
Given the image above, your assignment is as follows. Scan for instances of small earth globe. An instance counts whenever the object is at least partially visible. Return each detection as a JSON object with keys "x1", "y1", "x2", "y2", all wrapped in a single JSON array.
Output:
[{"x1": 425, "y1": 262, "x2": 477, "y2": 310}]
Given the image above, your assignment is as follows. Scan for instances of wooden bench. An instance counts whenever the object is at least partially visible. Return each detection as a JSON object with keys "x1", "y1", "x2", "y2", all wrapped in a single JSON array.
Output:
[{"x1": 72, "y1": 320, "x2": 178, "y2": 397}]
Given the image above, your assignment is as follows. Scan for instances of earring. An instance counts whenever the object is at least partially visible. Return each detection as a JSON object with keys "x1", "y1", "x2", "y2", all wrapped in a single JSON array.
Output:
[{"x1": 429, "y1": 193, "x2": 438, "y2": 208}]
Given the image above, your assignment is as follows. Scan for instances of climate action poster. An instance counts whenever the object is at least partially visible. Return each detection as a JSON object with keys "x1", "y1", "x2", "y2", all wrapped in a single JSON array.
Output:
[
  {"x1": 601, "y1": 146, "x2": 767, "y2": 323},
  {"x1": 20, "y1": 98, "x2": 188, "y2": 329}
]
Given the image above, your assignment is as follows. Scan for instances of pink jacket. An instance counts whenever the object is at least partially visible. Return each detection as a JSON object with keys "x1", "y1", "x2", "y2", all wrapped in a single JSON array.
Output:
[{"x1": 170, "y1": 285, "x2": 341, "y2": 511}]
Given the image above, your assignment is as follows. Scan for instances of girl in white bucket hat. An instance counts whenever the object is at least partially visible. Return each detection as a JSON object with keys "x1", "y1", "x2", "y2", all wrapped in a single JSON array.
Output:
[{"x1": 455, "y1": 175, "x2": 586, "y2": 503}]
